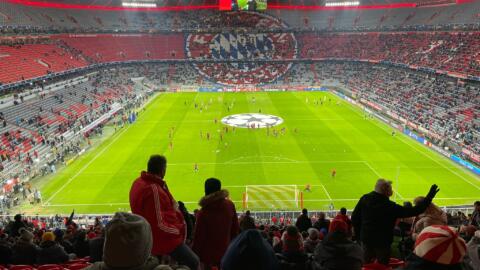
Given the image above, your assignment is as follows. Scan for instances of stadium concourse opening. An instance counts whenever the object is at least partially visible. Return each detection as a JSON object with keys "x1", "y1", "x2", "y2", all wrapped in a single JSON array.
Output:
[{"x1": 0, "y1": 0, "x2": 479, "y2": 269}]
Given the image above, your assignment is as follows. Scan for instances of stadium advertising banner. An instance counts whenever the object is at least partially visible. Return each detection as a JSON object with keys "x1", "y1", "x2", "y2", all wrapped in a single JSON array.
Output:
[
  {"x1": 198, "y1": 87, "x2": 222, "y2": 92},
  {"x1": 403, "y1": 128, "x2": 425, "y2": 144},
  {"x1": 431, "y1": 145, "x2": 452, "y2": 158},
  {"x1": 462, "y1": 148, "x2": 480, "y2": 163},
  {"x1": 451, "y1": 155, "x2": 480, "y2": 175}
]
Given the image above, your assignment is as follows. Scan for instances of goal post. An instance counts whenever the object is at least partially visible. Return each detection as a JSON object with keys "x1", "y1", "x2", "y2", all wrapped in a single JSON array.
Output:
[{"x1": 243, "y1": 185, "x2": 302, "y2": 210}]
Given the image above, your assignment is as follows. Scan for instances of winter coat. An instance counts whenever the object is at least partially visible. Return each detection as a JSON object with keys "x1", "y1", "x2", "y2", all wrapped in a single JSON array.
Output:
[
  {"x1": 313, "y1": 232, "x2": 363, "y2": 270},
  {"x1": 352, "y1": 191, "x2": 431, "y2": 247},
  {"x1": 0, "y1": 239, "x2": 12, "y2": 265},
  {"x1": 221, "y1": 229, "x2": 280, "y2": 270},
  {"x1": 295, "y1": 214, "x2": 312, "y2": 233},
  {"x1": 89, "y1": 237, "x2": 105, "y2": 263},
  {"x1": 304, "y1": 238, "x2": 321, "y2": 254},
  {"x1": 413, "y1": 203, "x2": 447, "y2": 234},
  {"x1": 333, "y1": 214, "x2": 352, "y2": 234},
  {"x1": 12, "y1": 240, "x2": 39, "y2": 265},
  {"x1": 85, "y1": 256, "x2": 159, "y2": 270},
  {"x1": 192, "y1": 189, "x2": 239, "y2": 267},
  {"x1": 467, "y1": 234, "x2": 480, "y2": 270},
  {"x1": 401, "y1": 254, "x2": 462, "y2": 270},
  {"x1": 313, "y1": 219, "x2": 330, "y2": 234},
  {"x1": 130, "y1": 171, "x2": 186, "y2": 255},
  {"x1": 8, "y1": 220, "x2": 26, "y2": 238},
  {"x1": 57, "y1": 239, "x2": 74, "y2": 254},
  {"x1": 37, "y1": 240, "x2": 69, "y2": 265},
  {"x1": 73, "y1": 238, "x2": 90, "y2": 258},
  {"x1": 471, "y1": 210, "x2": 480, "y2": 228},
  {"x1": 239, "y1": 215, "x2": 256, "y2": 231}
]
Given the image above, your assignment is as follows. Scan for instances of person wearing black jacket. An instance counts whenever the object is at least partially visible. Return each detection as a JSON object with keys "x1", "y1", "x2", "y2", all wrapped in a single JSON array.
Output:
[
  {"x1": 351, "y1": 179, "x2": 439, "y2": 265},
  {"x1": 296, "y1": 208, "x2": 313, "y2": 233}
]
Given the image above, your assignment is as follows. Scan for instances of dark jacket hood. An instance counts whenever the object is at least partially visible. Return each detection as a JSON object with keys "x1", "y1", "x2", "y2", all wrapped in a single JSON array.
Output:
[
  {"x1": 199, "y1": 189, "x2": 229, "y2": 208},
  {"x1": 320, "y1": 232, "x2": 362, "y2": 258}
]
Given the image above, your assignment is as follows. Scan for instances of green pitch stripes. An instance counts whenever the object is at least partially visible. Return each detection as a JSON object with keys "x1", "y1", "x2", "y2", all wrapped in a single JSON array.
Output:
[{"x1": 29, "y1": 91, "x2": 480, "y2": 214}]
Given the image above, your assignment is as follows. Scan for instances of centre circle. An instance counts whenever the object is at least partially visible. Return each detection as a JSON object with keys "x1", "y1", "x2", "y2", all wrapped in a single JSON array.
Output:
[{"x1": 221, "y1": 113, "x2": 284, "y2": 128}]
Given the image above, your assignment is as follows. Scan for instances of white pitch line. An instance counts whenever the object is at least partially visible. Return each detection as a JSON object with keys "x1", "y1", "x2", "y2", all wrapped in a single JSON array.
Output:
[
  {"x1": 363, "y1": 161, "x2": 405, "y2": 200},
  {"x1": 320, "y1": 184, "x2": 332, "y2": 201},
  {"x1": 44, "y1": 125, "x2": 132, "y2": 205},
  {"x1": 172, "y1": 160, "x2": 366, "y2": 165},
  {"x1": 343, "y1": 98, "x2": 480, "y2": 191},
  {"x1": 396, "y1": 136, "x2": 480, "y2": 191}
]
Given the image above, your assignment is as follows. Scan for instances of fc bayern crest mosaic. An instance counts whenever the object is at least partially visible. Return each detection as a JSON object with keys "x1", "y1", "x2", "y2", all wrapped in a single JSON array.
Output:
[
  {"x1": 221, "y1": 113, "x2": 284, "y2": 128},
  {"x1": 185, "y1": 12, "x2": 297, "y2": 86}
]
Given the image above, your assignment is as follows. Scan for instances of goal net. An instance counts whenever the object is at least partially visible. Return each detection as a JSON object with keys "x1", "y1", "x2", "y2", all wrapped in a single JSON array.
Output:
[{"x1": 244, "y1": 185, "x2": 300, "y2": 210}]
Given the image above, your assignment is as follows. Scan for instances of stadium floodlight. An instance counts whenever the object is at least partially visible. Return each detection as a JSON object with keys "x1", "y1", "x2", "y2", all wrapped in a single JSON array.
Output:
[
  {"x1": 122, "y1": 2, "x2": 157, "y2": 8},
  {"x1": 325, "y1": 1, "x2": 360, "y2": 7}
]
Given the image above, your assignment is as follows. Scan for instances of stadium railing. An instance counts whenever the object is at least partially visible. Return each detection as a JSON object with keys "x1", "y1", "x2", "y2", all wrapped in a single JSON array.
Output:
[{"x1": 0, "y1": 206, "x2": 473, "y2": 229}]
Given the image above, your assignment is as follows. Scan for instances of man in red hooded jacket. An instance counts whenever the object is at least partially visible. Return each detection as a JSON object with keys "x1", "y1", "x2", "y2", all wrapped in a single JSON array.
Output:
[{"x1": 130, "y1": 155, "x2": 199, "y2": 270}]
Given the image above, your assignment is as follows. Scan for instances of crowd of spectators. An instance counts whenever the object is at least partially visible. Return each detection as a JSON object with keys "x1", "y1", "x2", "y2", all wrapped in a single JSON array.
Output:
[
  {"x1": 309, "y1": 61, "x2": 479, "y2": 162},
  {"x1": 0, "y1": 1, "x2": 479, "y2": 35},
  {"x1": 0, "y1": 65, "x2": 156, "y2": 213},
  {"x1": 299, "y1": 31, "x2": 480, "y2": 77},
  {"x1": 0, "y1": 156, "x2": 479, "y2": 270}
]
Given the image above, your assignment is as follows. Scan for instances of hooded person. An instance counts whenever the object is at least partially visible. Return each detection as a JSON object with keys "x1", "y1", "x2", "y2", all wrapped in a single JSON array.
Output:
[
  {"x1": 313, "y1": 218, "x2": 363, "y2": 270},
  {"x1": 239, "y1": 210, "x2": 256, "y2": 231},
  {"x1": 37, "y1": 231, "x2": 70, "y2": 265},
  {"x1": 9, "y1": 214, "x2": 26, "y2": 238},
  {"x1": 72, "y1": 230, "x2": 90, "y2": 258},
  {"x1": 12, "y1": 228, "x2": 39, "y2": 265},
  {"x1": 130, "y1": 155, "x2": 198, "y2": 270},
  {"x1": 304, "y1": 228, "x2": 322, "y2": 254},
  {"x1": 53, "y1": 228, "x2": 74, "y2": 254},
  {"x1": 412, "y1": 197, "x2": 447, "y2": 238},
  {"x1": 0, "y1": 231, "x2": 12, "y2": 265},
  {"x1": 192, "y1": 178, "x2": 240, "y2": 269},
  {"x1": 466, "y1": 230, "x2": 480, "y2": 270},
  {"x1": 221, "y1": 229, "x2": 280, "y2": 270},
  {"x1": 402, "y1": 225, "x2": 467, "y2": 270},
  {"x1": 279, "y1": 225, "x2": 308, "y2": 267},
  {"x1": 85, "y1": 212, "x2": 160, "y2": 270}
]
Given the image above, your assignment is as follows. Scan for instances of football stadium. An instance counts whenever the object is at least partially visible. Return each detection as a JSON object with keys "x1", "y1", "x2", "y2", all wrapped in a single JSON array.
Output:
[{"x1": 0, "y1": 0, "x2": 479, "y2": 269}]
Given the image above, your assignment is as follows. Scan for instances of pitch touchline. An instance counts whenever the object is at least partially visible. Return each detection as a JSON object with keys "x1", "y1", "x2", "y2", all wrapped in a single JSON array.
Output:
[
  {"x1": 43, "y1": 123, "x2": 133, "y2": 205},
  {"x1": 42, "y1": 93, "x2": 165, "y2": 205},
  {"x1": 342, "y1": 99, "x2": 480, "y2": 190}
]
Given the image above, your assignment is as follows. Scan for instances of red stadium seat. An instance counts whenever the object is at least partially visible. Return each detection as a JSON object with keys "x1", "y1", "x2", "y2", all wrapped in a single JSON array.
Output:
[
  {"x1": 9, "y1": 265, "x2": 36, "y2": 270},
  {"x1": 362, "y1": 262, "x2": 392, "y2": 270},
  {"x1": 388, "y1": 258, "x2": 405, "y2": 268},
  {"x1": 65, "y1": 264, "x2": 89, "y2": 270},
  {"x1": 37, "y1": 265, "x2": 64, "y2": 270},
  {"x1": 63, "y1": 260, "x2": 87, "y2": 265}
]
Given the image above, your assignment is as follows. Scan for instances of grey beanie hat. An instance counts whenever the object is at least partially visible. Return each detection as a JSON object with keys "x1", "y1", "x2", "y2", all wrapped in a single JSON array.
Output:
[{"x1": 103, "y1": 212, "x2": 153, "y2": 268}]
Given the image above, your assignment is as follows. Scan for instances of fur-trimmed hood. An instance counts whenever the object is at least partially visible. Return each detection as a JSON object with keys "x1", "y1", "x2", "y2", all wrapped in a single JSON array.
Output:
[{"x1": 199, "y1": 189, "x2": 229, "y2": 208}]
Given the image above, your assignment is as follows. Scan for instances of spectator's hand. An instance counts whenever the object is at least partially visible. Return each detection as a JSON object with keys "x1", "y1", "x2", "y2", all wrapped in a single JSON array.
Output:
[{"x1": 426, "y1": 184, "x2": 439, "y2": 199}]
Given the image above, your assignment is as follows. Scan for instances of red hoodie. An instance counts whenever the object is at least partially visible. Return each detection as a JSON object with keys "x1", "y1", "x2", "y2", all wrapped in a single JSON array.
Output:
[{"x1": 130, "y1": 171, "x2": 186, "y2": 255}]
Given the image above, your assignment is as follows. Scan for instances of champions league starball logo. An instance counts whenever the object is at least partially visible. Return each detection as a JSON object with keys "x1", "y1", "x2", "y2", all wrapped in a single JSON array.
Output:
[
  {"x1": 221, "y1": 113, "x2": 283, "y2": 128},
  {"x1": 185, "y1": 12, "x2": 297, "y2": 86}
]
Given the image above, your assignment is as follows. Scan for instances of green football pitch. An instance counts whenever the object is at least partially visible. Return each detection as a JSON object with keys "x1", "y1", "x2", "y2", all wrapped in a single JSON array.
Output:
[
  {"x1": 237, "y1": 0, "x2": 267, "y2": 10},
  {"x1": 30, "y1": 91, "x2": 480, "y2": 214}
]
